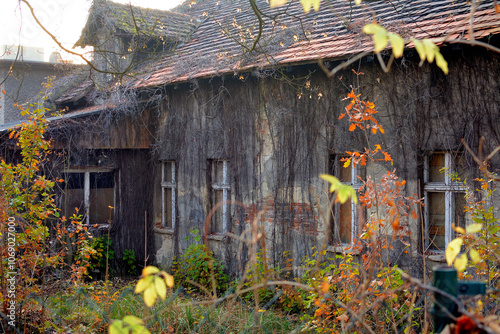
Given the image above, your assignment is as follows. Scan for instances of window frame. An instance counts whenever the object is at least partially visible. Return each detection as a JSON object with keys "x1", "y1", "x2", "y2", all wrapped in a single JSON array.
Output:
[
  {"x1": 209, "y1": 159, "x2": 230, "y2": 234},
  {"x1": 161, "y1": 161, "x2": 177, "y2": 229},
  {"x1": 62, "y1": 168, "x2": 115, "y2": 226},
  {"x1": 423, "y1": 152, "x2": 466, "y2": 252}
]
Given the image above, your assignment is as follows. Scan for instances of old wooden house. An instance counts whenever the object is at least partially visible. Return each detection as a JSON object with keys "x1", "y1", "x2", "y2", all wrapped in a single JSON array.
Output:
[{"x1": 8, "y1": 0, "x2": 500, "y2": 275}]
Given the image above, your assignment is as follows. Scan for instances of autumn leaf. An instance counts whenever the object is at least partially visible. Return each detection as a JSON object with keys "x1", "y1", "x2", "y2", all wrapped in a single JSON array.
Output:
[
  {"x1": 411, "y1": 39, "x2": 425, "y2": 63},
  {"x1": 435, "y1": 51, "x2": 449, "y2": 75},
  {"x1": 144, "y1": 284, "x2": 158, "y2": 307},
  {"x1": 363, "y1": 24, "x2": 388, "y2": 53},
  {"x1": 155, "y1": 276, "x2": 167, "y2": 300},
  {"x1": 109, "y1": 320, "x2": 126, "y2": 334},
  {"x1": 142, "y1": 266, "x2": 160, "y2": 276},
  {"x1": 299, "y1": 0, "x2": 320, "y2": 12},
  {"x1": 349, "y1": 123, "x2": 356, "y2": 131},
  {"x1": 392, "y1": 216, "x2": 399, "y2": 231},
  {"x1": 466, "y1": 223, "x2": 482, "y2": 234},
  {"x1": 470, "y1": 249, "x2": 481, "y2": 264},
  {"x1": 161, "y1": 271, "x2": 174, "y2": 288},
  {"x1": 320, "y1": 174, "x2": 342, "y2": 193},
  {"x1": 388, "y1": 33, "x2": 404, "y2": 58},
  {"x1": 454, "y1": 253, "x2": 467, "y2": 272},
  {"x1": 270, "y1": 0, "x2": 289, "y2": 8},
  {"x1": 135, "y1": 276, "x2": 152, "y2": 294},
  {"x1": 446, "y1": 238, "x2": 463, "y2": 266}
]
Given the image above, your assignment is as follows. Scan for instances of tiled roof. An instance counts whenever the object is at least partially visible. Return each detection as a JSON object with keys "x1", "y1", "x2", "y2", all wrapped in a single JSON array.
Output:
[
  {"x1": 127, "y1": 0, "x2": 500, "y2": 88},
  {"x1": 54, "y1": 79, "x2": 94, "y2": 104},
  {"x1": 75, "y1": 0, "x2": 199, "y2": 47},
  {"x1": 0, "y1": 104, "x2": 114, "y2": 133}
]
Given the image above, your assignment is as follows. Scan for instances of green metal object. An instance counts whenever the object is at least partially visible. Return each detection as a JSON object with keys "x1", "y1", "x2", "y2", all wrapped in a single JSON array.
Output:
[
  {"x1": 457, "y1": 281, "x2": 487, "y2": 296},
  {"x1": 433, "y1": 267, "x2": 459, "y2": 333},
  {"x1": 432, "y1": 267, "x2": 487, "y2": 333}
]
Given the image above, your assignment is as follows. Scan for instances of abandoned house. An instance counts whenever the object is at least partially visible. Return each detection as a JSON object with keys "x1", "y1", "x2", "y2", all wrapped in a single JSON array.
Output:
[{"x1": 2, "y1": 0, "x2": 500, "y2": 276}]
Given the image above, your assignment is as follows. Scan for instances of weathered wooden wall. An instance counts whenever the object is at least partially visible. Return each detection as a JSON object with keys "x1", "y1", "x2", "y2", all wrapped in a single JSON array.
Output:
[{"x1": 153, "y1": 44, "x2": 500, "y2": 275}]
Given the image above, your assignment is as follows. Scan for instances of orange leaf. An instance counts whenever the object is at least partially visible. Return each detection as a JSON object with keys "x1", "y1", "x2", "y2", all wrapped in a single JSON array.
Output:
[
  {"x1": 496, "y1": 3, "x2": 500, "y2": 13},
  {"x1": 371, "y1": 127, "x2": 377, "y2": 134},
  {"x1": 392, "y1": 217, "x2": 400, "y2": 231},
  {"x1": 411, "y1": 210, "x2": 418, "y2": 219},
  {"x1": 349, "y1": 123, "x2": 356, "y2": 131}
]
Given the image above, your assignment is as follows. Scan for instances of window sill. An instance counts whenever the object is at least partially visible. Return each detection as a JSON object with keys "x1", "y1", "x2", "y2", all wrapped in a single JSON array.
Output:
[
  {"x1": 207, "y1": 233, "x2": 228, "y2": 241},
  {"x1": 425, "y1": 252, "x2": 446, "y2": 263},
  {"x1": 326, "y1": 245, "x2": 361, "y2": 255},
  {"x1": 154, "y1": 227, "x2": 174, "y2": 236}
]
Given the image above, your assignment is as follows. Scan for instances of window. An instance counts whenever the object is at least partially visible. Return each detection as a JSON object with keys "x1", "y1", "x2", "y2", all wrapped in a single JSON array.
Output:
[
  {"x1": 209, "y1": 160, "x2": 230, "y2": 234},
  {"x1": 329, "y1": 155, "x2": 365, "y2": 245},
  {"x1": 61, "y1": 171, "x2": 115, "y2": 225},
  {"x1": 161, "y1": 161, "x2": 176, "y2": 229},
  {"x1": 424, "y1": 152, "x2": 467, "y2": 252}
]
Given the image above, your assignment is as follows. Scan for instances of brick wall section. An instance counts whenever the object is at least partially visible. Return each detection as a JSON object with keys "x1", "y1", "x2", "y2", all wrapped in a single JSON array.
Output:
[{"x1": 234, "y1": 200, "x2": 319, "y2": 236}]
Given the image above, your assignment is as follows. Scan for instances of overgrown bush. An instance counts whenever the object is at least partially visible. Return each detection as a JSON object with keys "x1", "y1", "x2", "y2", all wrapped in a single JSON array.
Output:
[{"x1": 172, "y1": 230, "x2": 229, "y2": 296}]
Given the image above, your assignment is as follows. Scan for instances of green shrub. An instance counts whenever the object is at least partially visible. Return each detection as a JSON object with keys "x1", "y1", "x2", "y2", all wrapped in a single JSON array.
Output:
[
  {"x1": 89, "y1": 236, "x2": 114, "y2": 273},
  {"x1": 172, "y1": 229, "x2": 229, "y2": 295},
  {"x1": 123, "y1": 249, "x2": 138, "y2": 276}
]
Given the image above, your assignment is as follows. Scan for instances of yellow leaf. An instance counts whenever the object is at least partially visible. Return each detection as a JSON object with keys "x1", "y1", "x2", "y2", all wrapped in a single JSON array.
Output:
[
  {"x1": 423, "y1": 39, "x2": 435, "y2": 62},
  {"x1": 350, "y1": 188, "x2": 358, "y2": 204},
  {"x1": 135, "y1": 275, "x2": 153, "y2": 293},
  {"x1": 299, "y1": 0, "x2": 320, "y2": 12},
  {"x1": 142, "y1": 266, "x2": 160, "y2": 276},
  {"x1": 454, "y1": 253, "x2": 467, "y2": 272},
  {"x1": 312, "y1": 0, "x2": 320, "y2": 11},
  {"x1": 355, "y1": 0, "x2": 361, "y2": 4},
  {"x1": 455, "y1": 226, "x2": 466, "y2": 234},
  {"x1": 123, "y1": 315, "x2": 144, "y2": 327},
  {"x1": 434, "y1": 51, "x2": 448, "y2": 75},
  {"x1": 270, "y1": 0, "x2": 289, "y2": 8},
  {"x1": 388, "y1": 33, "x2": 404, "y2": 58},
  {"x1": 466, "y1": 223, "x2": 482, "y2": 234},
  {"x1": 411, "y1": 39, "x2": 425, "y2": 63},
  {"x1": 343, "y1": 158, "x2": 351, "y2": 168},
  {"x1": 373, "y1": 31, "x2": 388, "y2": 53},
  {"x1": 320, "y1": 174, "x2": 342, "y2": 193},
  {"x1": 446, "y1": 238, "x2": 463, "y2": 266},
  {"x1": 162, "y1": 272, "x2": 174, "y2": 288},
  {"x1": 470, "y1": 249, "x2": 481, "y2": 264},
  {"x1": 155, "y1": 276, "x2": 167, "y2": 300},
  {"x1": 362, "y1": 23, "x2": 383, "y2": 35},
  {"x1": 109, "y1": 320, "x2": 125, "y2": 334},
  {"x1": 144, "y1": 286, "x2": 157, "y2": 307}
]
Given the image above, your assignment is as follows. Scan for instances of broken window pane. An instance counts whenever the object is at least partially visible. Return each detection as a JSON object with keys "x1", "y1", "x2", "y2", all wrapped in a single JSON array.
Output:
[
  {"x1": 428, "y1": 192, "x2": 445, "y2": 251},
  {"x1": 429, "y1": 153, "x2": 445, "y2": 183},
  {"x1": 164, "y1": 161, "x2": 174, "y2": 183},
  {"x1": 89, "y1": 172, "x2": 114, "y2": 225},
  {"x1": 213, "y1": 189, "x2": 224, "y2": 233},
  {"x1": 62, "y1": 172, "x2": 85, "y2": 220},
  {"x1": 61, "y1": 171, "x2": 114, "y2": 225},
  {"x1": 338, "y1": 199, "x2": 352, "y2": 244},
  {"x1": 163, "y1": 188, "x2": 173, "y2": 228},
  {"x1": 454, "y1": 192, "x2": 466, "y2": 232}
]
